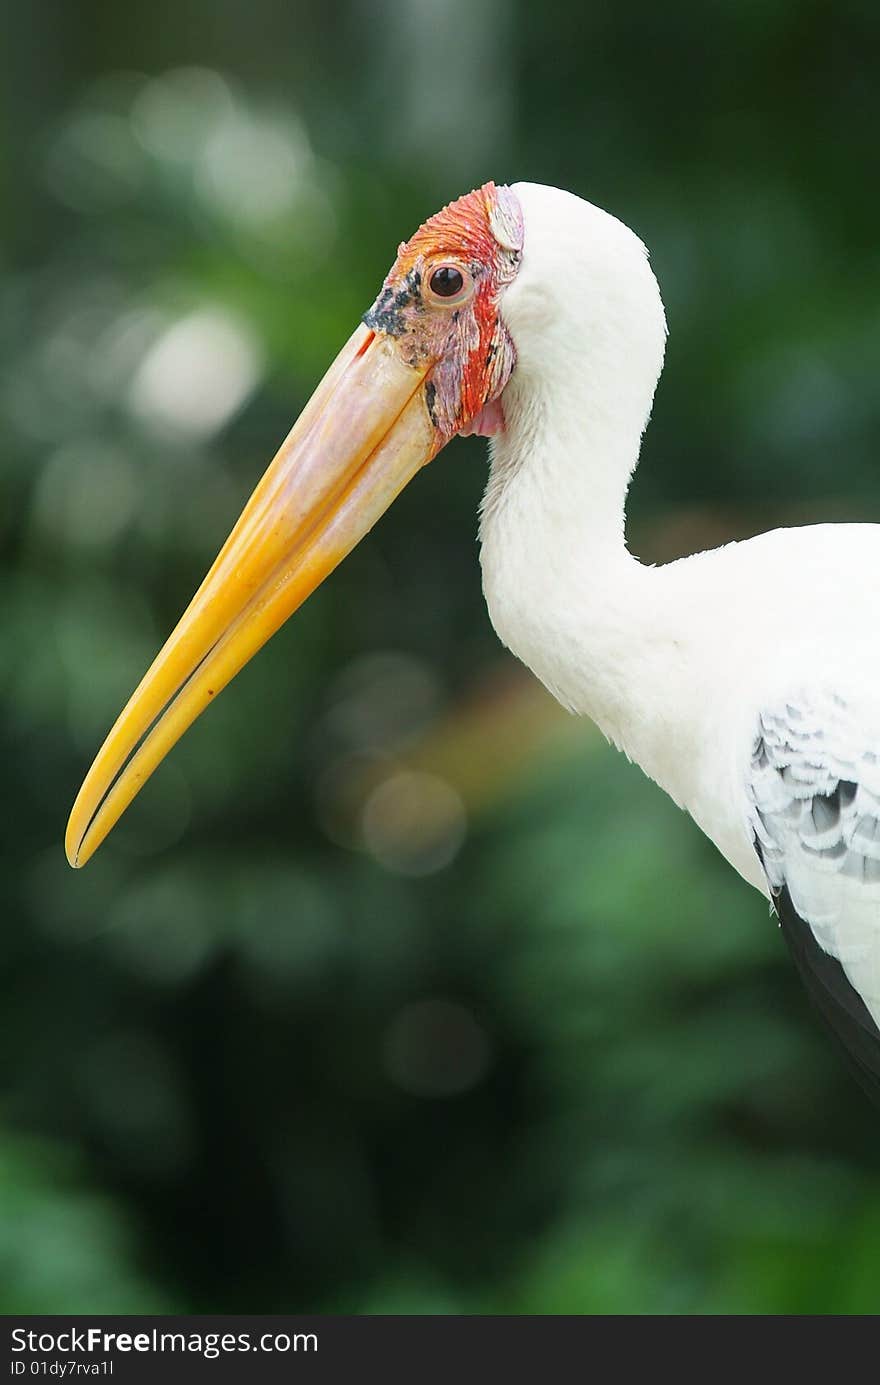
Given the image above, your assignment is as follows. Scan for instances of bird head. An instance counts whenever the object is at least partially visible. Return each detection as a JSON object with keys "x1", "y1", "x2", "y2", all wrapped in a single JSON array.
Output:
[
  {"x1": 364, "y1": 182, "x2": 523, "y2": 442},
  {"x1": 66, "y1": 182, "x2": 525, "y2": 867}
]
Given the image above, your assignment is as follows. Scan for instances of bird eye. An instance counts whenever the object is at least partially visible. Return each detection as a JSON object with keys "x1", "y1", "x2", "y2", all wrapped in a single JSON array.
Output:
[
  {"x1": 426, "y1": 263, "x2": 472, "y2": 305},
  {"x1": 430, "y1": 266, "x2": 464, "y2": 297}
]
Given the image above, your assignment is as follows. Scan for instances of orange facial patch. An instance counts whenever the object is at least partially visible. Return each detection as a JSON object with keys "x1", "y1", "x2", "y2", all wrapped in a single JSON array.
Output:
[
  {"x1": 364, "y1": 182, "x2": 524, "y2": 447},
  {"x1": 393, "y1": 181, "x2": 520, "y2": 278}
]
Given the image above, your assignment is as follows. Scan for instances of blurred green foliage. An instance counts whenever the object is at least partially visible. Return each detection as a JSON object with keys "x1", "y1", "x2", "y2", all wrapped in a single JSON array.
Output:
[{"x1": 2, "y1": 0, "x2": 880, "y2": 1315}]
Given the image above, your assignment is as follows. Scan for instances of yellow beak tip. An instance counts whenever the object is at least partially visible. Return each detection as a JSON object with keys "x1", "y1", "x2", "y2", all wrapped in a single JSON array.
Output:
[{"x1": 64, "y1": 818, "x2": 87, "y2": 869}]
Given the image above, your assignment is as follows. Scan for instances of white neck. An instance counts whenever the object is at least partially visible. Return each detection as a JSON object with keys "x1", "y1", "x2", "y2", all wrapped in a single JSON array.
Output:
[
  {"x1": 479, "y1": 370, "x2": 659, "y2": 740},
  {"x1": 477, "y1": 183, "x2": 677, "y2": 758}
]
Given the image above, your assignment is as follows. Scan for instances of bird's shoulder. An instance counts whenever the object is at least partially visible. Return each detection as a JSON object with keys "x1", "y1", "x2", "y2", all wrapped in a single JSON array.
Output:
[
  {"x1": 712, "y1": 519, "x2": 877, "y2": 559},
  {"x1": 671, "y1": 521, "x2": 880, "y2": 597},
  {"x1": 662, "y1": 522, "x2": 880, "y2": 683}
]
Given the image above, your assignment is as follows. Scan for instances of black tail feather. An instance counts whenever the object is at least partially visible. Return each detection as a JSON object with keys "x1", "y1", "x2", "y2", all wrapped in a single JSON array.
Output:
[{"x1": 774, "y1": 882, "x2": 880, "y2": 1108}]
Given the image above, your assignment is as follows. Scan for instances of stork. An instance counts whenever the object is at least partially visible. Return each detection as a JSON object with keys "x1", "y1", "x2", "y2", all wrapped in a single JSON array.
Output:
[{"x1": 66, "y1": 182, "x2": 880, "y2": 1100}]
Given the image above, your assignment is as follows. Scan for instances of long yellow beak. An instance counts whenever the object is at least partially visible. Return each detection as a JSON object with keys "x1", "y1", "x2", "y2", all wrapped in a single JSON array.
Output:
[{"x1": 66, "y1": 324, "x2": 437, "y2": 868}]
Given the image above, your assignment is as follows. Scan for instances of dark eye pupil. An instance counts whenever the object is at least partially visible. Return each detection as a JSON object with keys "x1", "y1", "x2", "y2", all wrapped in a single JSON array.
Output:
[{"x1": 430, "y1": 266, "x2": 464, "y2": 298}]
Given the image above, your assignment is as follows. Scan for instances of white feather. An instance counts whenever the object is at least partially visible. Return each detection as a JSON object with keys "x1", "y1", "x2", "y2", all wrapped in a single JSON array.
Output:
[{"x1": 479, "y1": 182, "x2": 880, "y2": 1025}]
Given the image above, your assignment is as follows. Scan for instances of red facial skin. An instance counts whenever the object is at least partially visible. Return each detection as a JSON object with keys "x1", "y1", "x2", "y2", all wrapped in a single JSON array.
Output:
[
  {"x1": 364, "y1": 182, "x2": 524, "y2": 451},
  {"x1": 458, "y1": 395, "x2": 506, "y2": 438}
]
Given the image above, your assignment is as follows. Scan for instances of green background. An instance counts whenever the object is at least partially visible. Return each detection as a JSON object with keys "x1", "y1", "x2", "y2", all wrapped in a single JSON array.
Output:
[{"x1": 3, "y1": 0, "x2": 880, "y2": 1314}]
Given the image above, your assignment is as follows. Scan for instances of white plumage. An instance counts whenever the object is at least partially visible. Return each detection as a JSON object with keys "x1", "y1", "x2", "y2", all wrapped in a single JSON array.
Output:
[{"x1": 479, "y1": 184, "x2": 880, "y2": 1087}]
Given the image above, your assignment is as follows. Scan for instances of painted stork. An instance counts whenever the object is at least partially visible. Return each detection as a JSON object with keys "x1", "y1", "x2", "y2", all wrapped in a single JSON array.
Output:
[{"x1": 67, "y1": 182, "x2": 880, "y2": 1100}]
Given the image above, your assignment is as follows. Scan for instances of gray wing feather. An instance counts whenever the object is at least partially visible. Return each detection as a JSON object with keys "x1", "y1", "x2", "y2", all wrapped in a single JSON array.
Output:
[{"x1": 748, "y1": 688, "x2": 880, "y2": 1034}]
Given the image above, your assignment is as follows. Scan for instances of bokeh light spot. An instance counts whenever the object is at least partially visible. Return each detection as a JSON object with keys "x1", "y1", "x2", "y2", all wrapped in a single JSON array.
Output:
[
  {"x1": 383, "y1": 999, "x2": 493, "y2": 1098},
  {"x1": 127, "y1": 307, "x2": 263, "y2": 439},
  {"x1": 361, "y1": 770, "x2": 466, "y2": 876},
  {"x1": 32, "y1": 443, "x2": 140, "y2": 551},
  {"x1": 321, "y1": 651, "x2": 444, "y2": 755},
  {"x1": 130, "y1": 68, "x2": 234, "y2": 163}
]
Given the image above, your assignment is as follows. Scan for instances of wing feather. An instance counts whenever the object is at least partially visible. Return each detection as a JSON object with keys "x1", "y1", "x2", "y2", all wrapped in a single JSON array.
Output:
[{"x1": 748, "y1": 690, "x2": 880, "y2": 1098}]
